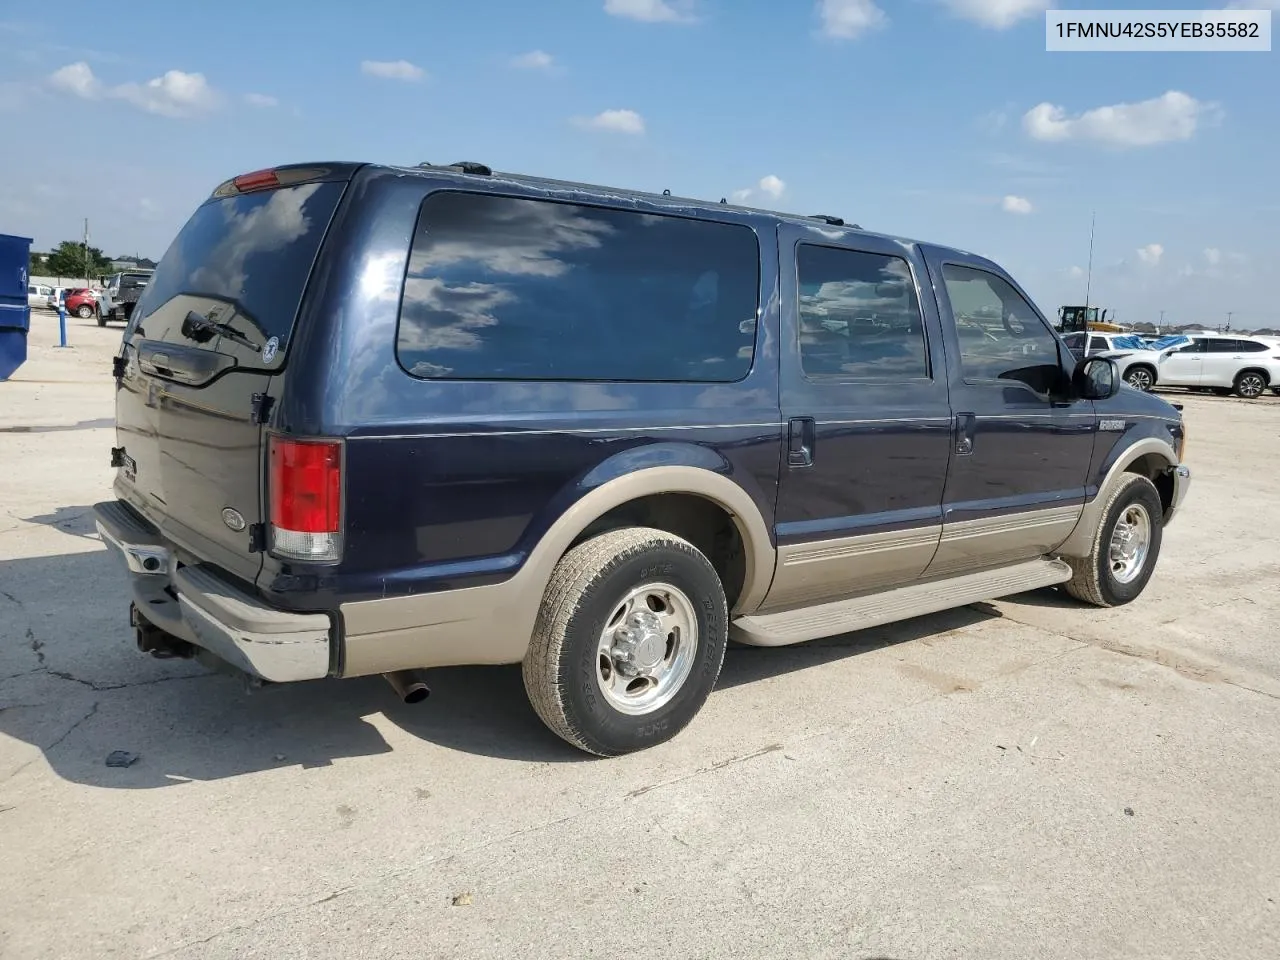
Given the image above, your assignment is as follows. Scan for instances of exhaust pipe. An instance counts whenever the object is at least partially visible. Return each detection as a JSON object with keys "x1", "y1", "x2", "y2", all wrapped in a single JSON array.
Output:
[{"x1": 384, "y1": 670, "x2": 431, "y2": 704}]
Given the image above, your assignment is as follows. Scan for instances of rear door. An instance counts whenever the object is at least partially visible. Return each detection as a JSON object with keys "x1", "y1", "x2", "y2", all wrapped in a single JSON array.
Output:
[
  {"x1": 113, "y1": 170, "x2": 348, "y2": 583},
  {"x1": 1157, "y1": 338, "x2": 1204, "y2": 386},
  {"x1": 765, "y1": 225, "x2": 951, "y2": 611},
  {"x1": 920, "y1": 247, "x2": 1094, "y2": 577}
]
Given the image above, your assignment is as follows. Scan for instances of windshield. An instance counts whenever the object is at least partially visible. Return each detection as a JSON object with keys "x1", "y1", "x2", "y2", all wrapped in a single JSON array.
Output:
[{"x1": 129, "y1": 181, "x2": 345, "y2": 348}]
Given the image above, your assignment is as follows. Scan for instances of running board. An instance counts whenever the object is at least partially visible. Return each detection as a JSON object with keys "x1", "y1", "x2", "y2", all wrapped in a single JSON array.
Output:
[{"x1": 731, "y1": 557, "x2": 1073, "y2": 647}]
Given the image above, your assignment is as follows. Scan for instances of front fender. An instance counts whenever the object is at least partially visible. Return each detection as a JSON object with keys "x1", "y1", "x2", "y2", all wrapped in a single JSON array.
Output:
[{"x1": 1056, "y1": 431, "x2": 1179, "y2": 558}]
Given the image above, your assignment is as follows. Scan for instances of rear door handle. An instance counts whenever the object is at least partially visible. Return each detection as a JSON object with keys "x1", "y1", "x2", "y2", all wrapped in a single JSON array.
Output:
[
  {"x1": 787, "y1": 417, "x2": 815, "y2": 467},
  {"x1": 954, "y1": 412, "x2": 976, "y2": 456}
]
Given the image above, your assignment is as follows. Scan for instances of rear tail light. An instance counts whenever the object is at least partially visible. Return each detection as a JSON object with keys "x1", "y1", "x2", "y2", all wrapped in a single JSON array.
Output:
[{"x1": 268, "y1": 436, "x2": 342, "y2": 561}]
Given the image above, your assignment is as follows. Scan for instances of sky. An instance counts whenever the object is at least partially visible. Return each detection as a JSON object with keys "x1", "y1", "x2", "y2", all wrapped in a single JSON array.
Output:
[{"x1": 1, "y1": 0, "x2": 1277, "y2": 329}]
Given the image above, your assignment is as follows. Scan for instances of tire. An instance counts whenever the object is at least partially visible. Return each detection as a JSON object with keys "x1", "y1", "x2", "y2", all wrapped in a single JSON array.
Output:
[
  {"x1": 522, "y1": 527, "x2": 728, "y2": 757},
  {"x1": 1124, "y1": 365, "x2": 1155, "y2": 392},
  {"x1": 1063, "y1": 474, "x2": 1164, "y2": 608},
  {"x1": 1233, "y1": 370, "x2": 1267, "y2": 399},
  {"x1": 76, "y1": 304, "x2": 94, "y2": 319},
  {"x1": 96, "y1": 311, "x2": 107, "y2": 327}
]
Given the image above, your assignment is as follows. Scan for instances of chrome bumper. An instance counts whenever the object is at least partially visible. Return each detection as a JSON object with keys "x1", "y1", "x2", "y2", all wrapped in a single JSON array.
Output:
[
  {"x1": 1165, "y1": 464, "x2": 1191, "y2": 525},
  {"x1": 93, "y1": 500, "x2": 332, "y2": 683}
]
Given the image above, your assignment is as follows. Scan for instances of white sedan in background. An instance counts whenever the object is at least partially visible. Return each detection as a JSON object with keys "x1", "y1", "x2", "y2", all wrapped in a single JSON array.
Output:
[{"x1": 1097, "y1": 333, "x2": 1280, "y2": 399}]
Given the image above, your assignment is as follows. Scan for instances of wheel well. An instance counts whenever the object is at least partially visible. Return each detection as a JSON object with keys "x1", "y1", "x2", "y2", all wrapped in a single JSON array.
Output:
[
  {"x1": 1236, "y1": 367, "x2": 1271, "y2": 385},
  {"x1": 1125, "y1": 454, "x2": 1173, "y2": 516},
  {"x1": 571, "y1": 493, "x2": 747, "y2": 609}
]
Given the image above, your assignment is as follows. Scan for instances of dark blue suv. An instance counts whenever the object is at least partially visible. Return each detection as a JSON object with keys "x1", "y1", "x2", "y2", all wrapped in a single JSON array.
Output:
[{"x1": 94, "y1": 161, "x2": 1191, "y2": 756}]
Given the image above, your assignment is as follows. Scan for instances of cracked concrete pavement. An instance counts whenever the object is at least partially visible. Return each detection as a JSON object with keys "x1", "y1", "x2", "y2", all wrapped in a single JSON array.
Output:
[{"x1": 2, "y1": 316, "x2": 1279, "y2": 959}]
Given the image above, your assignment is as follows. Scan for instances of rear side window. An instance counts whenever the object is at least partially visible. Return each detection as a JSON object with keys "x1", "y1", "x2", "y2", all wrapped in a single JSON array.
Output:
[
  {"x1": 131, "y1": 181, "x2": 345, "y2": 345},
  {"x1": 396, "y1": 192, "x2": 760, "y2": 382},
  {"x1": 1233, "y1": 339, "x2": 1268, "y2": 353},
  {"x1": 795, "y1": 244, "x2": 928, "y2": 380}
]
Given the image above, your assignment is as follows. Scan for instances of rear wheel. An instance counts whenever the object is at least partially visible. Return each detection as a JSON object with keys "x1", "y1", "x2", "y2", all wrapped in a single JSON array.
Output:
[
  {"x1": 1124, "y1": 366, "x2": 1154, "y2": 392},
  {"x1": 523, "y1": 527, "x2": 728, "y2": 757},
  {"x1": 1063, "y1": 474, "x2": 1163, "y2": 608},
  {"x1": 1234, "y1": 370, "x2": 1267, "y2": 399},
  {"x1": 76, "y1": 304, "x2": 94, "y2": 319},
  {"x1": 96, "y1": 311, "x2": 107, "y2": 327}
]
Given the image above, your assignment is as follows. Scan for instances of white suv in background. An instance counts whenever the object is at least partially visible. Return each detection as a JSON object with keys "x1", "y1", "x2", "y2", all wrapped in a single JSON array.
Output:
[{"x1": 1102, "y1": 333, "x2": 1280, "y2": 399}]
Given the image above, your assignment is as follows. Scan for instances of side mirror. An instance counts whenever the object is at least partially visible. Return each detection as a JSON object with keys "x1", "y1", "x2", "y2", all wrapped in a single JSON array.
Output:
[{"x1": 1073, "y1": 356, "x2": 1120, "y2": 400}]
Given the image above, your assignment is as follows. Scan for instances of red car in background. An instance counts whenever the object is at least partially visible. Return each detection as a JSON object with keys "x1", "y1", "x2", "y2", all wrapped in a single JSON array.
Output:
[{"x1": 62, "y1": 288, "x2": 100, "y2": 320}]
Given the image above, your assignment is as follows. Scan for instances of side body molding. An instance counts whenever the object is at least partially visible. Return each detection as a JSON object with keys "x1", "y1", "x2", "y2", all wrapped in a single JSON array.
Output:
[
  {"x1": 339, "y1": 465, "x2": 777, "y2": 677},
  {"x1": 1054, "y1": 436, "x2": 1179, "y2": 558}
]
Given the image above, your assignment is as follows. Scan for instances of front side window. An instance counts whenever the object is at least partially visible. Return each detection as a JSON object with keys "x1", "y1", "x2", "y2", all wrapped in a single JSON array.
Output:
[
  {"x1": 396, "y1": 192, "x2": 760, "y2": 382},
  {"x1": 941, "y1": 263, "x2": 1062, "y2": 393},
  {"x1": 795, "y1": 244, "x2": 928, "y2": 380}
]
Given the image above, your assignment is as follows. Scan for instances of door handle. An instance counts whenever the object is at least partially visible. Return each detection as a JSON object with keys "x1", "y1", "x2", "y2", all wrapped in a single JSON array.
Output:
[
  {"x1": 787, "y1": 417, "x2": 815, "y2": 467},
  {"x1": 954, "y1": 412, "x2": 976, "y2": 456}
]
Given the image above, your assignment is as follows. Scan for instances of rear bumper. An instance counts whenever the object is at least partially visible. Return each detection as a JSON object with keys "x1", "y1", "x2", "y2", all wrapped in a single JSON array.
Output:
[{"x1": 93, "y1": 500, "x2": 333, "y2": 683}]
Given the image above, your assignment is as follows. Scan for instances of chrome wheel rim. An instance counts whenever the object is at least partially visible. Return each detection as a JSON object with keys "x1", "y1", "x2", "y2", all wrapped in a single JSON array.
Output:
[
  {"x1": 1238, "y1": 374, "x2": 1264, "y2": 398},
  {"x1": 1127, "y1": 369, "x2": 1152, "y2": 391},
  {"x1": 596, "y1": 582, "x2": 698, "y2": 716},
  {"x1": 1109, "y1": 504, "x2": 1151, "y2": 584}
]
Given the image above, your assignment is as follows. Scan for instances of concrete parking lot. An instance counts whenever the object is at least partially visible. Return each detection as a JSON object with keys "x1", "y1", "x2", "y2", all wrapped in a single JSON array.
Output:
[{"x1": 2, "y1": 314, "x2": 1279, "y2": 959}]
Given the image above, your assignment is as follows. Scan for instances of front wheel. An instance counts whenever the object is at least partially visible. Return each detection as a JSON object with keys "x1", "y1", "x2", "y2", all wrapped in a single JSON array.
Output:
[
  {"x1": 1063, "y1": 474, "x2": 1163, "y2": 607},
  {"x1": 1124, "y1": 366, "x2": 1155, "y2": 392},
  {"x1": 523, "y1": 527, "x2": 728, "y2": 757},
  {"x1": 1234, "y1": 371, "x2": 1267, "y2": 399},
  {"x1": 76, "y1": 304, "x2": 94, "y2": 319}
]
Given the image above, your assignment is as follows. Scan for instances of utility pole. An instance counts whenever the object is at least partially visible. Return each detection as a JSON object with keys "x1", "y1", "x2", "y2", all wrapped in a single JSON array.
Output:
[
  {"x1": 82, "y1": 218, "x2": 90, "y2": 286},
  {"x1": 1159, "y1": 309, "x2": 1165, "y2": 333},
  {"x1": 1226, "y1": 311, "x2": 1233, "y2": 332}
]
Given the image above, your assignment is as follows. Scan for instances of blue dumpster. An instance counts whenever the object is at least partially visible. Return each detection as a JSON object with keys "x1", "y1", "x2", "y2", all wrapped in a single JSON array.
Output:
[{"x1": 0, "y1": 233, "x2": 33, "y2": 381}]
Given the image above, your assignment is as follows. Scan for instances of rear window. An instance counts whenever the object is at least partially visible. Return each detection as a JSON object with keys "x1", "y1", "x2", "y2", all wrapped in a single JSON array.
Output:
[
  {"x1": 130, "y1": 181, "x2": 344, "y2": 345},
  {"x1": 396, "y1": 191, "x2": 760, "y2": 382}
]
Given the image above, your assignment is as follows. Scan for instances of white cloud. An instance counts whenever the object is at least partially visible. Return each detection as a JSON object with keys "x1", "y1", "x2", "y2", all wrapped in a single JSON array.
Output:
[
  {"x1": 818, "y1": 0, "x2": 888, "y2": 38},
  {"x1": 1203, "y1": 247, "x2": 1221, "y2": 266},
  {"x1": 49, "y1": 61, "x2": 220, "y2": 117},
  {"x1": 731, "y1": 175, "x2": 787, "y2": 204},
  {"x1": 1136, "y1": 243, "x2": 1164, "y2": 266},
  {"x1": 1023, "y1": 91, "x2": 1209, "y2": 148},
  {"x1": 758, "y1": 175, "x2": 786, "y2": 199},
  {"x1": 244, "y1": 92, "x2": 278, "y2": 108},
  {"x1": 510, "y1": 50, "x2": 554, "y2": 70},
  {"x1": 604, "y1": 0, "x2": 695, "y2": 23},
  {"x1": 573, "y1": 108, "x2": 645, "y2": 134},
  {"x1": 938, "y1": 0, "x2": 1052, "y2": 29},
  {"x1": 1068, "y1": 265, "x2": 1085, "y2": 279},
  {"x1": 360, "y1": 59, "x2": 425, "y2": 81},
  {"x1": 49, "y1": 61, "x2": 99, "y2": 98},
  {"x1": 1001, "y1": 194, "x2": 1033, "y2": 214}
]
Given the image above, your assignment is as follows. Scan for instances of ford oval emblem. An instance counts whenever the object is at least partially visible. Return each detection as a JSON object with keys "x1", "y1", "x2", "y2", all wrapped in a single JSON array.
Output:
[
  {"x1": 221, "y1": 507, "x2": 247, "y2": 532},
  {"x1": 262, "y1": 336, "x2": 279, "y2": 363}
]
